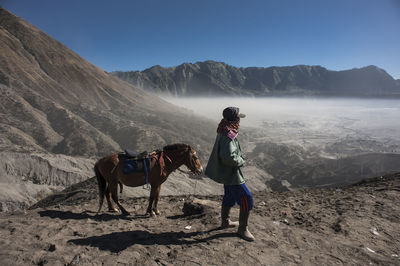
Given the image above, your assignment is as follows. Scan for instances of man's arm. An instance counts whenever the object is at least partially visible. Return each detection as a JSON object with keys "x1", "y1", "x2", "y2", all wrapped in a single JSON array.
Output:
[{"x1": 219, "y1": 137, "x2": 244, "y2": 167}]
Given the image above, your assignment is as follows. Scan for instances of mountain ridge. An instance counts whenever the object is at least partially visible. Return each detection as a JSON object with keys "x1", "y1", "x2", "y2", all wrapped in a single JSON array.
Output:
[{"x1": 112, "y1": 61, "x2": 400, "y2": 97}]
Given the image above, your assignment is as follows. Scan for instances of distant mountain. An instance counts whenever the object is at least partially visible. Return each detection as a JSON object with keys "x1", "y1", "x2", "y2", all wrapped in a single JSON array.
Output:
[
  {"x1": 0, "y1": 7, "x2": 215, "y2": 157},
  {"x1": 112, "y1": 61, "x2": 400, "y2": 97}
]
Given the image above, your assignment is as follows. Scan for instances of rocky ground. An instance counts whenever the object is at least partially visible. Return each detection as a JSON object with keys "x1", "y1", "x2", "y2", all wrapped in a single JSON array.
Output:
[{"x1": 0, "y1": 173, "x2": 399, "y2": 265}]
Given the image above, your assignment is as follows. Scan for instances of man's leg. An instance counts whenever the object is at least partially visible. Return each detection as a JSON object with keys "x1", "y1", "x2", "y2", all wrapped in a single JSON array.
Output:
[
  {"x1": 221, "y1": 185, "x2": 239, "y2": 228},
  {"x1": 237, "y1": 183, "x2": 255, "y2": 241}
]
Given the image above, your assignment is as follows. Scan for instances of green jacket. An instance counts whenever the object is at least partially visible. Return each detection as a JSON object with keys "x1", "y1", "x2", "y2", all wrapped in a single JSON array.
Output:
[{"x1": 205, "y1": 133, "x2": 245, "y2": 185}]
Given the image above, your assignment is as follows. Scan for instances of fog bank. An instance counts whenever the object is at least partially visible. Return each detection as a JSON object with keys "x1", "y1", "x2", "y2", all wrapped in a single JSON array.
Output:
[{"x1": 164, "y1": 97, "x2": 400, "y2": 145}]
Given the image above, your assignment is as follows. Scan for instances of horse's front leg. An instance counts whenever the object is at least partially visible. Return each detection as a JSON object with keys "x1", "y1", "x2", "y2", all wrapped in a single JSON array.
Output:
[
  {"x1": 146, "y1": 185, "x2": 159, "y2": 216},
  {"x1": 152, "y1": 184, "x2": 162, "y2": 216}
]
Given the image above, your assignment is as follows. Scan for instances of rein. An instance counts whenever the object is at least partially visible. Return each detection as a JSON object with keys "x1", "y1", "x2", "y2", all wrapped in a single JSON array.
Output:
[{"x1": 176, "y1": 168, "x2": 194, "y2": 174}]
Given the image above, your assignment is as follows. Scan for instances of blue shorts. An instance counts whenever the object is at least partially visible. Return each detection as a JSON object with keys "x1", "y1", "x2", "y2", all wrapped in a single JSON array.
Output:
[{"x1": 222, "y1": 183, "x2": 253, "y2": 211}]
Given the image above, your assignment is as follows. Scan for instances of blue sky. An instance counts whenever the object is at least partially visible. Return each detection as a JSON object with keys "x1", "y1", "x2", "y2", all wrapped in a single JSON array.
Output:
[{"x1": 2, "y1": 0, "x2": 400, "y2": 78}]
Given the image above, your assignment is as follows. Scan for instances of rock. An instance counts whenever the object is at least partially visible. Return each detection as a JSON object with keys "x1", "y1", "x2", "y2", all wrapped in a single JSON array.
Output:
[
  {"x1": 48, "y1": 244, "x2": 56, "y2": 252},
  {"x1": 182, "y1": 198, "x2": 219, "y2": 217}
]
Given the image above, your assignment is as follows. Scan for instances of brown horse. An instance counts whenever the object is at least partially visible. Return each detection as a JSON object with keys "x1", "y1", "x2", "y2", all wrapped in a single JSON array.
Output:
[{"x1": 94, "y1": 143, "x2": 203, "y2": 216}]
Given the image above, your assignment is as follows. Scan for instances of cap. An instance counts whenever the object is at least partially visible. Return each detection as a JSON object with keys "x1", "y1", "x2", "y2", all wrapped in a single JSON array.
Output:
[{"x1": 222, "y1": 107, "x2": 246, "y2": 121}]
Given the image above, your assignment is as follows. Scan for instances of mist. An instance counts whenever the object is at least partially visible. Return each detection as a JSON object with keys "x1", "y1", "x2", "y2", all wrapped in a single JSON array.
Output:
[
  {"x1": 164, "y1": 96, "x2": 400, "y2": 188},
  {"x1": 164, "y1": 97, "x2": 400, "y2": 147}
]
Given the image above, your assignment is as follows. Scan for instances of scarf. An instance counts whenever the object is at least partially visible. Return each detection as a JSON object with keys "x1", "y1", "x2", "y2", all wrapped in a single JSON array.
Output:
[{"x1": 217, "y1": 118, "x2": 240, "y2": 140}]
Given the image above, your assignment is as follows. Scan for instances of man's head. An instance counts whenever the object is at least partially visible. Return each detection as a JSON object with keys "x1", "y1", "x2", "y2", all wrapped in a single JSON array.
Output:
[{"x1": 222, "y1": 107, "x2": 246, "y2": 121}]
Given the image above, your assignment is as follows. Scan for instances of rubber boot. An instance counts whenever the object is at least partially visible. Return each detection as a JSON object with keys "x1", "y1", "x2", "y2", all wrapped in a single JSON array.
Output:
[
  {"x1": 221, "y1": 205, "x2": 239, "y2": 229},
  {"x1": 237, "y1": 209, "x2": 255, "y2": 241}
]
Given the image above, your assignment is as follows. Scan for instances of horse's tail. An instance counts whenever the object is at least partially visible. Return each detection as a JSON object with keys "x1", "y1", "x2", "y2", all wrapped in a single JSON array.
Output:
[{"x1": 94, "y1": 162, "x2": 106, "y2": 214}]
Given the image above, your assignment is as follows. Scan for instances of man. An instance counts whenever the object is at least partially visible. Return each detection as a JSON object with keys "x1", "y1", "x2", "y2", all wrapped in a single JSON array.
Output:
[{"x1": 205, "y1": 107, "x2": 255, "y2": 241}]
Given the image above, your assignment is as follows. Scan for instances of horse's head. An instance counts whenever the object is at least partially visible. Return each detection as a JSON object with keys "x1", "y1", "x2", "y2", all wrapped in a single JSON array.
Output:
[
  {"x1": 163, "y1": 144, "x2": 203, "y2": 175},
  {"x1": 184, "y1": 146, "x2": 203, "y2": 175}
]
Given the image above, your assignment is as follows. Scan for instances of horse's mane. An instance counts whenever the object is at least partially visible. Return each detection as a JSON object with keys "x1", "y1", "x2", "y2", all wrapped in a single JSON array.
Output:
[{"x1": 163, "y1": 143, "x2": 191, "y2": 151}]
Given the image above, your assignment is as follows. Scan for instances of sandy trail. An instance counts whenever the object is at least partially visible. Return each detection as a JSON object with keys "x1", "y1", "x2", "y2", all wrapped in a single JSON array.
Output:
[{"x1": 0, "y1": 174, "x2": 399, "y2": 265}]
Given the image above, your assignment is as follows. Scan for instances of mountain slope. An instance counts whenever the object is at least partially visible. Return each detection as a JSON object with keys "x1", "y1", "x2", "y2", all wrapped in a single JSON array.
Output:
[
  {"x1": 112, "y1": 61, "x2": 400, "y2": 97},
  {"x1": 0, "y1": 7, "x2": 216, "y2": 157}
]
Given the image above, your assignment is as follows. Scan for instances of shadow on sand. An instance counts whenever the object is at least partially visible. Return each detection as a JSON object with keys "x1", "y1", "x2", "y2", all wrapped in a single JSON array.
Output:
[
  {"x1": 38, "y1": 210, "x2": 150, "y2": 221},
  {"x1": 68, "y1": 229, "x2": 237, "y2": 252}
]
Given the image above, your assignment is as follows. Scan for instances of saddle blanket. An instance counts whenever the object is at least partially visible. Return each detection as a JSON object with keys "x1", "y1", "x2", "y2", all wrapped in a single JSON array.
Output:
[{"x1": 122, "y1": 156, "x2": 152, "y2": 175}]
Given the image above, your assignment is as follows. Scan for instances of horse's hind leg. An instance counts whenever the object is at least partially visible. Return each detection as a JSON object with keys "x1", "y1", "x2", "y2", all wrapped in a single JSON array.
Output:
[
  {"x1": 146, "y1": 185, "x2": 156, "y2": 216},
  {"x1": 110, "y1": 181, "x2": 130, "y2": 216},
  {"x1": 106, "y1": 184, "x2": 118, "y2": 212},
  {"x1": 152, "y1": 184, "x2": 162, "y2": 215}
]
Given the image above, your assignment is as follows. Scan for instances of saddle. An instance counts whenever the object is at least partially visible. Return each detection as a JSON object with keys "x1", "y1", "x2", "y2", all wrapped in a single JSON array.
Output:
[
  {"x1": 119, "y1": 149, "x2": 152, "y2": 175},
  {"x1": 123, "y1": 149, "x2": 148, "y2": 159}
]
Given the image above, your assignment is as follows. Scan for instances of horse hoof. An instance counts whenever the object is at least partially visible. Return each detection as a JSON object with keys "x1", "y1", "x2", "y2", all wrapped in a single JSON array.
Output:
[
  {"x1": 108, "y1": 209, "x2": 119, "y2": 213},
  {"x1": 154, "y1": 210, "x2": 161, "y2": 216}
]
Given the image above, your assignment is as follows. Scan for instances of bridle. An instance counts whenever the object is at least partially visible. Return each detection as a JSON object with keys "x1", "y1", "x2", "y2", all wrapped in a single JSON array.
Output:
[
  {"x1": 160, "y1": 145, "x2": 202, "y2": 175},
  {"x1": 178, "y1": 150, "x2": 201, "y2": 175}
]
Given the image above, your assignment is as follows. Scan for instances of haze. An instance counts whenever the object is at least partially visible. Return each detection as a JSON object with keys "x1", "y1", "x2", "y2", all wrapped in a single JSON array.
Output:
[{"x1": 165, "y1": 97, "x2": 400, "y2": 151}]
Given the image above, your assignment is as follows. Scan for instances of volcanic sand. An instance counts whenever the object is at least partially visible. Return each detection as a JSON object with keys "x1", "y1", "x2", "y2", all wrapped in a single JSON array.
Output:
[{"x1": 0, "y1": 174, "x2": 399, "y2": 265}]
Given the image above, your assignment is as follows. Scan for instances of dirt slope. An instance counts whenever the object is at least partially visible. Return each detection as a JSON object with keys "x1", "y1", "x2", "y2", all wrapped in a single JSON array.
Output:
[
  {"x1": 0, "y1": 173, "x2": 398, "y2": 265},
  {"x1": 0, "y1": 7, "x2": 216, "y2": 157},
  {"x1": 0, "y1": 152, "x2": 95, "y2": 212}
]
